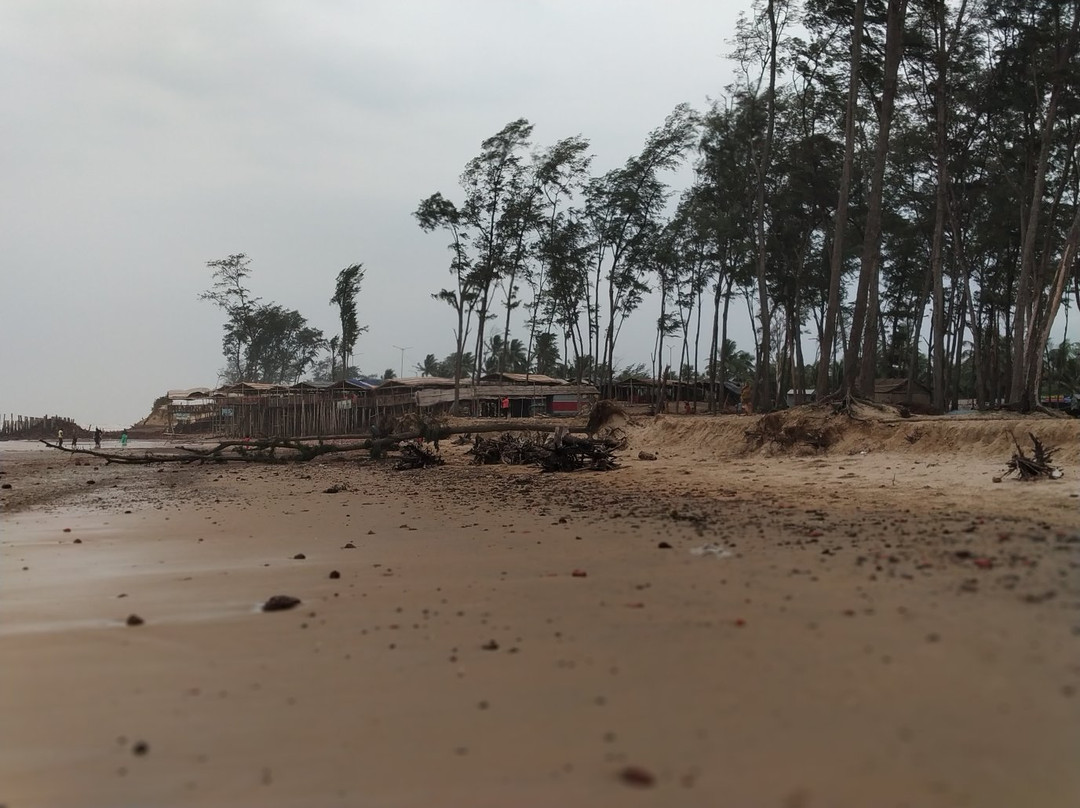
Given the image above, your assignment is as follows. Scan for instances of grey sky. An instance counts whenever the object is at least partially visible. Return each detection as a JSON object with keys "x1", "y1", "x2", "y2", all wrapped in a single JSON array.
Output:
[{"x1": 1, "y1": 0, "x2": 749, "y2": 427}]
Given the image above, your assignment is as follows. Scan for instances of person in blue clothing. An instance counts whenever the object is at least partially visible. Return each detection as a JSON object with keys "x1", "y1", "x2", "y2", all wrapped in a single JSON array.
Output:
[{"x1": 120, "y1": 430, "x2": 129, "y2": 447}]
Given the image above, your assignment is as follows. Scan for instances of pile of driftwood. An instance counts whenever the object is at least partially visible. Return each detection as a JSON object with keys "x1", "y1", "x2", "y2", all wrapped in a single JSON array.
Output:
[
  {"x1": 394, "y1": 441, "x2": 445, "y2": 471},
  {"x1": 467, "y1": 430, "x2": 620, "y2": 472},
  {"x1": 1004, "y1": 433, "x2": 1063, "y2": 480}
]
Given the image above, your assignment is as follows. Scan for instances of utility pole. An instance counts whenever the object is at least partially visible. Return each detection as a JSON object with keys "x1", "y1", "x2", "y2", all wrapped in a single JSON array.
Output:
[{"x1": 393, "y1": 345, "x2": 411, "y2": 379}]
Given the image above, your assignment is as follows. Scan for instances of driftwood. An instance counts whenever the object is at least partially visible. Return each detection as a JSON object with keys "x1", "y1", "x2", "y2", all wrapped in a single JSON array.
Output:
[
  {"x1": 394, "y1": 442, "x2": 445, "y2": 471},
  {"x1": 38, "y1": 421, "x2": 594, "y2": 466},
  {"x1": 39, "y1": 438, "x2": 379, "y2": 464},
  {"x1": 467, "y1": 432, "x2": 620, "y2": 472},
  {"x1": 1004, "y1": 433, "x2": 1063, "y2": 480}
]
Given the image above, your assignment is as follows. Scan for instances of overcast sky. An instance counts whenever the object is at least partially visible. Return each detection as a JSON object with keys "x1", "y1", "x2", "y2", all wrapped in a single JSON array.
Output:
[{"x1": 1, "y1": 0, "x2": 753, "y2": 427}]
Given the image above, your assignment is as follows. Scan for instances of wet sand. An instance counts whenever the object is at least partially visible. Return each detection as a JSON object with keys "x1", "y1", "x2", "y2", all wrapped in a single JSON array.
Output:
[{"x1": 2, "y1": 413, "x2": 1079, "y2": 807}]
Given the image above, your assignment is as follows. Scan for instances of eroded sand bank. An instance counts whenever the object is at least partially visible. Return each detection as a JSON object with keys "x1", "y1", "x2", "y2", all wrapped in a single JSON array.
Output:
[{"x1": 2, "y1": 412, "x2": 1078, "y2": 807}]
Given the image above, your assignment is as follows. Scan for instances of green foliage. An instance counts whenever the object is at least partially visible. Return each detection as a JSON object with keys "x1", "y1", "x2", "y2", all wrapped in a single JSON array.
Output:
[
  {"x1": 330, "y1": 264, "x2": 367, "y2": 377},
  {"x1": 532, "y1": 332, "x2": 561, "y2": 376},
  {"x1": 200, "y1": 254, "x2": 323, "y2": 385},
  {"x1": 406, "y1": 0, "x2": 1079, "y2": 413}
]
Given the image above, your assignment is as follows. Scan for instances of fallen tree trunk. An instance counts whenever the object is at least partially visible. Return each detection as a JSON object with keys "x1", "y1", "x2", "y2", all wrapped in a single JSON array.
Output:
[{"x1": 38, "y1": 422, "x2": 595, "y2": 465}]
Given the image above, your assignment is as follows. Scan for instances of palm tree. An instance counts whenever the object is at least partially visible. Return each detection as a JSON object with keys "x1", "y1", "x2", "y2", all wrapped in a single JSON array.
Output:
[
  {"x1": 415, "y1": 353, "x2": 441, "y2": 377},
  {"x1": 533, "y1": 333, "x2": 561, "y2": 376},
  {"x1": 484, "y1": 335, "x2": 528, "y2": 373}
]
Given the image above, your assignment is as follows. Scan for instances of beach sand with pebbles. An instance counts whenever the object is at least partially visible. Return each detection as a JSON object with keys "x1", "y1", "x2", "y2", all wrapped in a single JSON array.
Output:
[{"x1": 2, "y1": 408, "x2": 1079, "y2": 807}]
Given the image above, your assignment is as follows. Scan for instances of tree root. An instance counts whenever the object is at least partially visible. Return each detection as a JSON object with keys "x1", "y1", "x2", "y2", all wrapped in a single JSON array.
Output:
[{"x1": 1003, "y1": 432, "x2": 1063, "y2": 480}]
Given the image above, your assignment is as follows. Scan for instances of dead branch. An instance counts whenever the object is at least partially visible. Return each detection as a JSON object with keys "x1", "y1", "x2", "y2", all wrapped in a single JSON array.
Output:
[
  {"x1": 1003, "y1": 432, "x2": 1063, "y2": 480},
  {"x1": 467, "y1": 432, "x2": 621, "y2": 472},
  {"x1": 394, "y1": 442, "x2": 445, "y2": 471}
]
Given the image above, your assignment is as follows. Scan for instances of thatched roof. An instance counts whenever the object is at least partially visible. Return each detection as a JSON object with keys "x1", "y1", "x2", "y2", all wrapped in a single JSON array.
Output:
[
  {"x1": 168, "y1": 387, "x2": 212, "y2": 399},
  {"x1": 480, "y1": 372, "x2": 569, "y2": 385},
  {"x1": 377, "y1": 376, "x2": 459, "y2": 389},
  {"x1": 875, "y1": 377, "x2": 930, "y2": 395}
]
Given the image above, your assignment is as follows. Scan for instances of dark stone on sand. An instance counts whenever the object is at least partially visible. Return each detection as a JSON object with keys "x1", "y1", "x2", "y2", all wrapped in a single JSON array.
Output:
[
  {"x1": 1, "y1": 483, "x2": 11, "y2": 489},
  {"x1": 481, "y1": 640, "x2": 499, "y2": 650},
  {"x1": 619, "y1": 765, "x2": 656, "y2": 787},
  {"x1": 658, "y1": 541, "x2": 672, "y2": 549},
  {"x1": 74, "y1": 538, "x2": 82, "y2": 544},
  {"x1": 263, "y1": 595, "x2": 301, "y2": 612},
  {"x1": 342, "y1": 542, "x2": 356, "y2": 549},
  {"x1": 293, "y1": 553, "x2": 306, "y2": 560},
  {"x1": 125, "y1": 614, "x2": 145, "y2": 626},
  {"x1": 87, "y1": 480, "x2": 96, "y2": 485},
  {"x1": 329, "y1": 570, "x2": 341, "y2": 579},
  {"x1": 132, "y1": 740, "x2": 149, "y2": 756}
]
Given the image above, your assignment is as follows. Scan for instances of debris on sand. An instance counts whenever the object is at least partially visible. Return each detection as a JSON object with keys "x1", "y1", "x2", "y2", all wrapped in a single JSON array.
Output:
[
  {"x1": 394, "y1": 441, "x2": 445, "y2": 471},
  {"x1": 618, "y1": 765, "x2": 656, "y2": 787},
  {"x1": 745, "y1": 411, "x2": 837, "y2": 451},
  {"x1": 262, "y1": 595, "x2": 301, "y2": 612},
  {"x1": 323, "y1": 483, "x2": 349, "y2": 494},
  {"x1": 1003, "y1": 433, "x2": 1063, "y2": 481},
  {"x1": 689, "y1": 543, "x2": 733, "y2": 559},
  {"x1": 125, "y1": 614, "x2": 145, "y2": 626},
  {"x1": 467, "y1": 432, "x2": 620, "y2": 472}
]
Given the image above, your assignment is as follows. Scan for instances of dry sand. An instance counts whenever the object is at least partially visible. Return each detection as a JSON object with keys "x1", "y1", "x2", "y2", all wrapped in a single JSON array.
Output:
[{"x1": 2, "y1": 409, "x2": 1079, "y2": 807}]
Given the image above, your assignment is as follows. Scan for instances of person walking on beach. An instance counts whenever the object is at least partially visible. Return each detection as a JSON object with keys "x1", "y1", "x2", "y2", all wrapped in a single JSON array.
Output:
[
  {"x1": 120, "y1": 430, "x2": 128, "y2": 447},
  {"x1": 94, "y1": 427, "x2": 101, "y2": 448},
  {"x1": 71, "y1": 430, "x2": 78, "y2": 449},
  {"x1": 57, "y1": 427, "x2": 64, "y2": 448}
]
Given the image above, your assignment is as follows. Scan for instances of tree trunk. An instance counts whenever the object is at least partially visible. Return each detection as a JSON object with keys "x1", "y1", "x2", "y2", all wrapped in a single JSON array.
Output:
[
  {"x1": 1009, "y1": 5, "x2": 1079, "y2": 406},
  {"x1": 818, "y1": 0, "x2": 864, "y2": 401},
  {"x1": 753, "y1": 0, "x2": 780, "y2": 411},
  {"x1": 929, "y1": 0, "x2": 950, "y2": 413},
  {"x1": 708, "y1": 276, "x2": 722, "y2": 412},
  {"x1": 845, "y1": 0, "x2": 909, "y2": 397}
]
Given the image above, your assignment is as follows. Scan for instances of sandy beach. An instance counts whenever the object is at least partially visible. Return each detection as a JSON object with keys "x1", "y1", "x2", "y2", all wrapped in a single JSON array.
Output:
[{"x1": 2, "y1": 410, "x2": 1079, "y2": 807}]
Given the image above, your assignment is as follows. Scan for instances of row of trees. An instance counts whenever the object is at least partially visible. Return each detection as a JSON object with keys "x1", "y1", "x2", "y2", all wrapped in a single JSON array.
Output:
[
  {"x1": 200, "y1": 254, "x2": 368, "y2": 385},
  {"x1": 416, "y1": 0, "x2": 1080, "y2": 413}
]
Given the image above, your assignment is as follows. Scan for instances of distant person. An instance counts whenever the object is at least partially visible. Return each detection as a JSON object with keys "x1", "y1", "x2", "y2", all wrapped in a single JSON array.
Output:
[
  {"x1": 71, "y1": 430, "x2": 78, "y2": 449},
  {"x1": 57, "y1": 427, "x2": 64, "y2": 447},
  {"x1": 120, "y1": 430, "x2": 129, "y2": 447},
  {"x1": 501, "y1": 396, "x2": 510, "y2": 419},
  {"x1": 740, "y1": 381, "x2": 754, "y2": 416},
  {"x1": 94, "y1": 427, "x2": 102, "y2": 448}
]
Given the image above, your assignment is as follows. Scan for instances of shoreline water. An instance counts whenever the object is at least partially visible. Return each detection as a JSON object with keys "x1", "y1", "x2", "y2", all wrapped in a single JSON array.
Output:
[{"x1": 2, "y1": 415, "x2": 1079, "y2": 806}]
